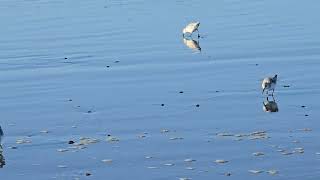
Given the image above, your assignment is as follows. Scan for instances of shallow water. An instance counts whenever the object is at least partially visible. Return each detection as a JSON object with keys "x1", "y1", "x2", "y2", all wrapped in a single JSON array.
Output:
[{"x1": 1, "y1": 0, "x2": 320, "y2": 179}]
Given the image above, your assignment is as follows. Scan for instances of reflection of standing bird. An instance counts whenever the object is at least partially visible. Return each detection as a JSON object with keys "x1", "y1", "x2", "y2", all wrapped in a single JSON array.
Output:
[
  {"x1": 262, "y1": 75, "x2": 277, "y2": 95},
  {"x1": 0, "y1": 125, "x2": 4, "y2": 168},
  {"x1": 263, "y1": 97, "x2": 279, "y2": 112},
  {"x1": 183, "y1": 22, "x2": 200, "y2": 38},
  {"x1": 183, "y1": 38, "x2": 201, "y2": 52}
]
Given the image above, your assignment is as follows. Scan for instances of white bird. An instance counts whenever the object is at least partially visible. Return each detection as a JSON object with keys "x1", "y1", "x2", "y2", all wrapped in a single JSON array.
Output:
[
  {"x1": 262, "y1": 74, "x2": 277, "y2": 95},
  {"x1": 182, "y1": 22, "x2": 200, "y2": 38}
]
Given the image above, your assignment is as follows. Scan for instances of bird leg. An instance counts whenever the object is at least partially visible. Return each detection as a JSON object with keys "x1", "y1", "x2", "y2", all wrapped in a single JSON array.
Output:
[{"x1": 196, "y1": 29, "x2": 200, "y2": 38}]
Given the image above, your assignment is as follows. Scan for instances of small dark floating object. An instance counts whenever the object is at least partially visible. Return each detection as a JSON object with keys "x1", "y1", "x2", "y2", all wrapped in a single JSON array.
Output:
[
  {"x1": 107, "y1": 134, "x2": 111, "y2": 137},
  {"x1": 255, "y1": 64, "x2": 259, "y2": 66},
  {"x1": 301, "y1": 105, "x2": 306, "y2": 108},
  {"x1": 85, "y1": 172, "x2": 91, "y2": 176},
  {"x1": 106, "y1": 65, "x2": 110, "y2": 68},
  {"x1": 68, "y1": 140, "x2": 75, "y2": 144},
  {"x1": 179, "y1": 91, "x2": 184, "y2": 93},
  {"x1": 114, "y1": 60, "x2": 120, "y2": 63},
  {"x1": 64, "y1": 57, "x2": 68, "y2": 60},
  {"x1": 196, "y1": 104, "x2": 200, "y2": 107},
  {"x1": 68, "y1": 99, "x2": 72, "y2": 102},
  {"x1": 87, "y1": 110, "x2": 92, "y2": 113},
  {"x1": 305, "y1": 114, "x2": 309, "y2": 117},
  {"x1": 77, "y1": 105, "x2": 81, "y2": 107},
  {"x1": 215, "y1": 90, "x2": 220, "y2": 93},
  {"x1": 224, "y1": 172, "x2": 232, "y2": 176},
  {"x1": 283, "y1": 85, "x2": 290, "y2": 88},
  {"x1": 161, "y1": 104, "x2": 165, "y2": 106}
]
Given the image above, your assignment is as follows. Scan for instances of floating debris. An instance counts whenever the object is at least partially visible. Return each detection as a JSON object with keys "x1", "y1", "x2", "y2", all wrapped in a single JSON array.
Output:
[
  {"x1": 293, "y1": 147, "x2": 304, "y2": 154},
  {"x1": 138, "y1": 134, "x2": 146, "y2": 138},
  {"x1": 85, "y1": 172, "x2": 91, "y2": 176},
  {"x1": 216, "y1": 133, "x2": 233, "y2": 137},
  {"x1": 250, "y1": 131, "x2": 266, "y2": 136},
  {"x1": 57, "y1": 149, "x2": 68, "y2": 152},
  {"x1": 195, "y1": 104, "x2": 200, "y2": 107},
  {"x1": 107, "y1": 136, "x2": 120, "y2": 142},
  {"x1": 266, "y1": 170, "x2": 278, "y2": 175},
  {"x1": 147, "y1": 166, "x2": 158, "y2": 169},
  {"x1": 277, "y1": 149, "x2": 285, "y2": 153},
  {"x1": 169, "y1": 137, "x2": 184, "y2": 140},
  {"x1": 234, "y1": 134, "x2": 247, "y2": 137},
  {"x1": 249, "y1": 170, "x2": 263, "y2": 174},
  {"x1": 185, "y1": 167, "x2": 195, "y2": 170},
  {"x1": 57, "y1": 165, "x2": 67, "y2": 168},
  {"x1": 102, "y1": 159, "x2": 113, "y2": 163},
  {"x1": 283, "y1": 85, "x2": 290, "y2": 88},
  {"x1": 161, "y1": 104, "x2": 165, "y2": 106},
  {"x1": 16, "y1": 139, "x2": 32, "y2": 144},
  {"x1": 68, "y1": 140, "x2": 75, "y2": 144},
  {"x1": 252, "y1": 152, "x2": 264, "y2": 156},
  {"x1": 161, "y1": 129, "x2": 170, "y2": 133},
  {"x1": 78, "y1": 137, "x2": 99, "y2": 145},
  {"x1": 164, "y1": 163, "x2": 174, "y2": 166},
  {"x1": 8, "y1": 146, "x2": 18, "y2": 149},
  {"x1": 179, "y1": 178, "x2": 192, "y2": 180},
  {"x1": 298, "y1": 128, "x2": 312, "y2": 132},
  {"x1": 224, "y1": 172, "x2": 232, "y2": 176},
  {"x1": 184, "y1": 158, "x2": 196, "y2": 163},
  {"x1": 215, "y1": 159, "x2": 228, "y2": 164}
]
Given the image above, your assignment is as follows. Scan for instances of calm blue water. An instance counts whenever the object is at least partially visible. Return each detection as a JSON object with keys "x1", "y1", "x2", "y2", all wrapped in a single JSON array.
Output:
[{"x1": 1, "y1": 0, "x2": 320, "y2": 179}]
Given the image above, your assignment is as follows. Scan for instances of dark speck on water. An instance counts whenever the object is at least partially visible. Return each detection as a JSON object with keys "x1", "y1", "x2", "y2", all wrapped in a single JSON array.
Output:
[
  {"x1": 283, "y1": 85, "x2": 290, "y2": 88},
  {"x1": 114, "y1": 60, "x2": 120, "y2": 63},
  {"x1": 87, "y1": 110, "x2": 92, "y2": 113},
  {"x1": 301, "y1": 105, "x2": 306, "y2": 108},
  {"x1": 85, "y1": 172, "x2": 91, "y2": 176},
  {"x1": 161, "y1": 104, "x2": 164, "y2": 106},
  {"x1": 196, "y1": 104, "x2": 200, "y2": 107},
  {"x1": 179, "y1": 91, "x2": 184, "y2": 93},
  {"x1": 68, "y1": 140, "x2": 75, "y2": 144},
  {"x1": 106, "y1": 65, "x2": 110, "y2": 68}
]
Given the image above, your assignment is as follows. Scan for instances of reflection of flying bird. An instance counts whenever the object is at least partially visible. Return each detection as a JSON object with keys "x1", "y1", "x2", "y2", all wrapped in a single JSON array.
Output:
[
  {"x1": 262, "y1": 74, "x2": 277, "y2": 95},
  {"x1": 183, "y1": 22, "x2": 200, "y2": 38},
  {"x1": 183, "y1": 38, "x2": 201, "y2": 51},
  {"x1": 263, "y1": 97, "x2": 279, "y2": 112}
]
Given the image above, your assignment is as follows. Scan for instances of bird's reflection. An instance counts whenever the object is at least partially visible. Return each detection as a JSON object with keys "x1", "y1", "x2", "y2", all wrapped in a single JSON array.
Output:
[
  {"x1": 0, "y1": 125, "x2": 5, "y2": 168},
  {"x1": 183, "y1": 37, "x2": 201, "y2": 52},
  {"x1": 263, "y1": 96, "x2": 279, "y2": 112}
]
